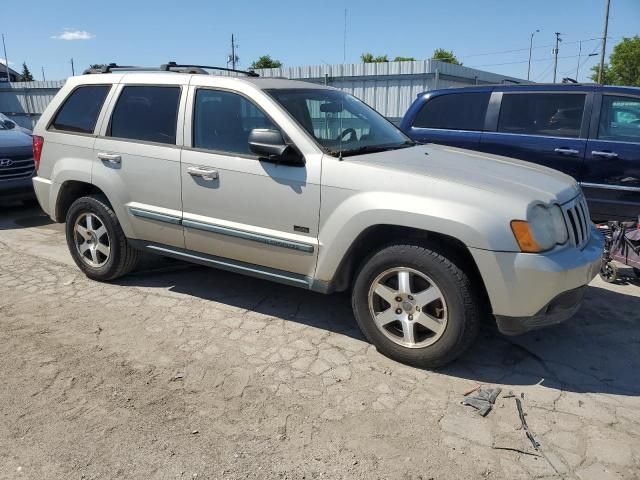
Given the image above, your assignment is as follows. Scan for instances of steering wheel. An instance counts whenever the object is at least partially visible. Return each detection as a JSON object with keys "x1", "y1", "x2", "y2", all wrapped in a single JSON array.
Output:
[{"x1": 336, "y1": 128, "x2": 357, "y2": 142}]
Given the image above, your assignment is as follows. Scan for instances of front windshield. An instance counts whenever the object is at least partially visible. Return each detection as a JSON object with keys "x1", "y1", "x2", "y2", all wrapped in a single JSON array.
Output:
[{"x1": 266, "y1": 88, "x2": 413, "y2": 157}]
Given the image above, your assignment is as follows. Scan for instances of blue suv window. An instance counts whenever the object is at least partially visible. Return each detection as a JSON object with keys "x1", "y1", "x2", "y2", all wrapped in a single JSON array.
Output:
[
  {"x1": 598, "y1": 95, "x2": 640, "y2": 142},
  {"x1": 413, "y1": 92, "x2": 490, "y2": 131},
  {"x1": 498, "y1": 93, "x2": 585, "y2": 138}
]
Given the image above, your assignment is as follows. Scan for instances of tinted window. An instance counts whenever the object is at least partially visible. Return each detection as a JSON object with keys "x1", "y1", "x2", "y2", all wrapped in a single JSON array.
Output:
[
  {"x1": 598, "y1": 95, "x2": 640, "y2": 142},
  {"x1": 51, "y1": 85, "x2": 110, "y2": 134},
  {"x1": 109, "y1": 86, "x2": 180, "y2": 144},
  {"x1": 193, "y1": 89, "x2": 276, "y2": 155},
  {"x1": 498, "y1": 93, "x2": 585, "y2": 138},
  {"x1": 413, "y1": 92, "x2": 490, "y2": 131}
]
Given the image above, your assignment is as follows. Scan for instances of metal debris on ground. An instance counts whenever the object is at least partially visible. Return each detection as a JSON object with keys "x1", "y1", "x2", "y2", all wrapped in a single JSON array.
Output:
[{"x1": 462, "y1": 387, "x2": 502, "y2": 416}]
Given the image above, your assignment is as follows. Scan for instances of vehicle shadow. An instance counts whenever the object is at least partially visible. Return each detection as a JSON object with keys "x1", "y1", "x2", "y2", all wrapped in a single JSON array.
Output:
[
  {"x1": 0, "y1": 201, "x2": 51, "y2": 230},
  {"x1": 116, "y1": 261, "x2": 640, "y2": 397}
]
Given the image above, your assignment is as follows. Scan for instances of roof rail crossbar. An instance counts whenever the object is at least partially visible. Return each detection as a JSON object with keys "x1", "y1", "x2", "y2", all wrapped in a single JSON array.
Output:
[
  {"x1": 83, "y1": 63, "x2": 155, "y2": 75},
  {"x1": 160, "y1": 61, "x2": 259, "y2": 77}
]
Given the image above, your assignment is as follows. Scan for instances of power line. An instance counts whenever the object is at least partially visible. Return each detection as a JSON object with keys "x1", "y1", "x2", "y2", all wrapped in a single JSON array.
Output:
[
  {"x1": 470, "y1": 53, "x2": 584, "y2": 69},
  {"x1": 459, "y1": 35, "x2": 619, "y2": 60}
]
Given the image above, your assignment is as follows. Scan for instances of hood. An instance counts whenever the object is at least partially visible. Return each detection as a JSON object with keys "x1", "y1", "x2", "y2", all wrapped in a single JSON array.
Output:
[
  {"x1": 0, "y1": 128, "x2": 33, "y2": 156},
  {"x1": 350, "y1": 144, "x2": 580, "y2": 205}
]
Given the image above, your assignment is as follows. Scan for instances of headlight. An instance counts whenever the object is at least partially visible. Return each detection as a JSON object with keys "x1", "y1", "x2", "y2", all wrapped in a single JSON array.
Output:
[{"x1": 511, "y1": 204, "x2": 568, "y2": 253}]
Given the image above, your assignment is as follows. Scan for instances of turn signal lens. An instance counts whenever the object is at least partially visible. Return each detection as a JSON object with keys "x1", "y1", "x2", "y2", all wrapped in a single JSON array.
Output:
[{"x1": 511, "y1": 220, "x2": 542, "y2": 253}]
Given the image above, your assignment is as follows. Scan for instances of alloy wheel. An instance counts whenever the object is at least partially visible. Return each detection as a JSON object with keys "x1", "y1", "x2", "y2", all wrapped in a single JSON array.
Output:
[{"x1": 368, "y1": 267, "x2": 448, "y2": 348}]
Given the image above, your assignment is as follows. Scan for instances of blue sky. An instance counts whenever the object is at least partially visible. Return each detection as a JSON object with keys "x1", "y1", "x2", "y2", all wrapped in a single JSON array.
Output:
[{"x1": 2, "y1": 0, "x2": 639, "y2": 82}]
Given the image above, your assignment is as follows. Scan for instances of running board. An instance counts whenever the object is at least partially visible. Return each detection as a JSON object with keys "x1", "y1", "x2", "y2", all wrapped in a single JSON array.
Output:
[{"x1": 130, "y1": 240, "x2": 313, "y2": 289}]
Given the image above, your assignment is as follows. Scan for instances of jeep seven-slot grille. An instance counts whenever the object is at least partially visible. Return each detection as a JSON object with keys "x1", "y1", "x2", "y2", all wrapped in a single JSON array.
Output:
[
  {"x1": 563, "y1": 195, "x2": 590, "y2": 249},
  {"x1": 0, "y1": 154, "x2": 35, "y2": 181}
]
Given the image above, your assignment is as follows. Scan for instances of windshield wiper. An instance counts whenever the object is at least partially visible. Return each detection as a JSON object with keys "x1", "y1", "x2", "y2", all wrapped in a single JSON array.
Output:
[{"x1": 335, "y1": 141, "x2": 415, "y2": 158}]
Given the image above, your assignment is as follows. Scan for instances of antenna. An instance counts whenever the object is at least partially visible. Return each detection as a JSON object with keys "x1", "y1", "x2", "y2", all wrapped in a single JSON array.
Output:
[{"x1": 343, "y1": 9, "x2": 347, "y2": 63}]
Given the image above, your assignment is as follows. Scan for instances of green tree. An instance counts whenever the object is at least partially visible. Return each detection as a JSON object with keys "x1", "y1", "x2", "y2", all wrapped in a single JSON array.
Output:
[
  {"x1": 250, "y1": 55, "x2": 282, "y2": 69},
  {"x1": 431, "y1": 48, "x2": 462, "y2": 66},
  {"x1": 590, "y1": 36, "x2": 640, "y2": 86},
  {"x1": 393, "y1": 56, "x2": 416, "y2": 62},
  {"x1": 20, "y1": 62, "x2": 34, "y2": 81},
  {"x1": 360, "y1": 53, "x2": 389, "y2": 63}
]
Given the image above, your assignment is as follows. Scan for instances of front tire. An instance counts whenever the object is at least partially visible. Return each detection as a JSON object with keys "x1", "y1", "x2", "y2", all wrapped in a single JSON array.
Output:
[
  {"x1": 352, "y1": 244, "x2": 480, "y2": 368},
  {"x1": 65, "y1": 195, "x2": 139, "y2": 281}
]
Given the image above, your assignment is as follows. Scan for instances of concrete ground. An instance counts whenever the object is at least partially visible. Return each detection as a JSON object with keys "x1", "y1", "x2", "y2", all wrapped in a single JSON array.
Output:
[{"x1": 0, "y1": 203, "x2": 639, "y2": 480}]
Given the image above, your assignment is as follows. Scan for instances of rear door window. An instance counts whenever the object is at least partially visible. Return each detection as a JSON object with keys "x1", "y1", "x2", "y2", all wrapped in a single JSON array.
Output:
[
  {"x1": 598, "y1": 95, "x2": 640, "y2": 142},
  {"x1": 108, "y1": 86, "x2": 181, "y2": 145},
  {"x1": 498, "y1": 93, "x2": 586, "y2": 138},
  {"x1": 412, "y1": 92, "x2": 490, "y2": 131},
  {"x1": 50, "y1": 85, "x2": 110, "y2": 134}
]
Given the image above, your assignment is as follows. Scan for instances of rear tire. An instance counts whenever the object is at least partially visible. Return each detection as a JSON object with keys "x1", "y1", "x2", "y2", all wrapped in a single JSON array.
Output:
[
  {"x1": 65, "y1": 195, "x2": 138, "y2": 281},
  {"x1": 351, "y1": 244, "x2": 480, "y2": 368}
]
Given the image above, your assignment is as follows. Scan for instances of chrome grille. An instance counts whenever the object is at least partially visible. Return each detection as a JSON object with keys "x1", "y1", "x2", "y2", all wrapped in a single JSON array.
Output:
[
  {"x1": 0, "y1": 154, "x2": 35, "y2": 181},
  {"x1": 562, "y1": 195, "x2": 591, "y2": 248}
]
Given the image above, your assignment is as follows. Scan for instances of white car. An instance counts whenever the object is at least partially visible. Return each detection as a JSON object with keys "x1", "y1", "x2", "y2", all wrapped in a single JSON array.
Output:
[{"x1": 30, "y1": 63, "x2": 603, "y2": 367}]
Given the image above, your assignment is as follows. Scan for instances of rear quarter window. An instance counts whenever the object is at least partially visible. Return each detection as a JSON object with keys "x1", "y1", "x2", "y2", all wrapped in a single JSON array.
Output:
[
  {"x1": 50, "y1": 85, "x2": 111, "y2": 134},
  {"x1": 108, "y1": 86, "x2": 181, "y2": 145},
  {"x1": 412, "y1": 92, "x2": 490, "y2": 131}
]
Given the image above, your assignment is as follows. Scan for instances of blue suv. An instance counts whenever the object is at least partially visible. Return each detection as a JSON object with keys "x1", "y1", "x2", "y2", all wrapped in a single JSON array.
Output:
[{"x1": 400, "y1": 84, "x2": 640, "y2": 221}]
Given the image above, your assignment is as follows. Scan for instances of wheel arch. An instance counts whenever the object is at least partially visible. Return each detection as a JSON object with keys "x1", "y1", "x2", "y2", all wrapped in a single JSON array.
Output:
[
  {"x1": 320, "y1": 224, "x2": 491, "y2": 312},
  {"x1": 54, "y1": 180, "x2": 110, "y2": 222}
]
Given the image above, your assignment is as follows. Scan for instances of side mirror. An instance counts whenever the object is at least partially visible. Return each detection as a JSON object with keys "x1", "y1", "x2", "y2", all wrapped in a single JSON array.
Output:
[
  {"x1": 248, "y1": 129, "x2": 304, "y2": 166},
  {"x1": 2, "y1": 119, "x2": 16, "y2": 130}
]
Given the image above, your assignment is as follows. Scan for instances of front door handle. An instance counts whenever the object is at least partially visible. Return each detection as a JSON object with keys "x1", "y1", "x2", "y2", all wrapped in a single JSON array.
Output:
[
  {"x1": 554, "y1": 147, "x2": 580, "y2": 156},
  {"x1": 97, "y1": 152, "x2": 122, "y2": 164},
  {"x1": 592, "y1": 150, "x2": 619, "y2": 159},
  {"x1": 187, "y1": 166, "x2": 218, "y2": 181}
]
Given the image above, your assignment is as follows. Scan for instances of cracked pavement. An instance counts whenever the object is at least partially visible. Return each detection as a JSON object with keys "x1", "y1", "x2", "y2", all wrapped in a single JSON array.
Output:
[{"x1": 0, "y1": 204, "x2": 639, "y2": 479}]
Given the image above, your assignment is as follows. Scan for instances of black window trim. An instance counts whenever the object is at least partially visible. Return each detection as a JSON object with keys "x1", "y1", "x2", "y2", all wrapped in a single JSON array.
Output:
[
  {"x1": 411, "y1": 91, "x2": 492, "y2": 132},
  {"x1": 105, "y1": 84, "x2": 183, "y2": 146},
  {"x1": 188, "y1": 86, "x2": 301, "y2": 161},
  {"x1": 47, "y1": 84, "x2": 113, "y2": 136},
  {"x1": 490, "y1": 90, "x2": 593, "y2": 139}
]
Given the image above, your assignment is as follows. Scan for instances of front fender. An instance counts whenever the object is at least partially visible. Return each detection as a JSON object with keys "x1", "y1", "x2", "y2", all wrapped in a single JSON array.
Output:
[{"x1": 315, "y1": 190, "x2": 520, "y2": 282}]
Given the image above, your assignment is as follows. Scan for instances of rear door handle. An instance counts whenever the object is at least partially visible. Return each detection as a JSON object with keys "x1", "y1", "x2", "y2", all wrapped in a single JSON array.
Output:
[
  {"x1": 591, "y1": 150, "x2": 619, "y2": 159},
  {"x1": 187, "y1": 166, "x2": 218, "y2": 181},
  {"x1": 554, "y1": 147, "x2": 580, "y2": 156},
  {"x1": 97, "y1": 152, "x2": 122, "y2": 164}
]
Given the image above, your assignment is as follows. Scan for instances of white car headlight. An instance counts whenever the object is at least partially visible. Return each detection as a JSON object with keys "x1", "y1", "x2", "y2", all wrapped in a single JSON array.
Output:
[{"x1": 511, "y1": 204, "x2": 568, "y2": 253}]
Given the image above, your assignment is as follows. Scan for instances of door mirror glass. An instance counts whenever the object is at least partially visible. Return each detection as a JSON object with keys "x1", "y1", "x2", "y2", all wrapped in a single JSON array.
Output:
[{"x1": 248, "y1": 129, "x2": 304, "y2": 166}]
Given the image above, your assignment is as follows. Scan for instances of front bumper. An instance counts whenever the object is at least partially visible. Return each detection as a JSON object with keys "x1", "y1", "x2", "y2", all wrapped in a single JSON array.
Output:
[
  {"x1": 470, "y1": 227, "x2": 603, "y2": 335},
  {"x1": 0, "y1": 174, "x2": 36, "y2": 200}
]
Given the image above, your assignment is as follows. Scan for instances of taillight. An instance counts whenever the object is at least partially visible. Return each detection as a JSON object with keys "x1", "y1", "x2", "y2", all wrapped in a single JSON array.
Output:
[{"x1": 32, "y1": 135, "x2": 44, "y2": 172}]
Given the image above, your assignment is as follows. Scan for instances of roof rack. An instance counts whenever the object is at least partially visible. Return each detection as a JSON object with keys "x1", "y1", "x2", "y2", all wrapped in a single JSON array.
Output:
[
  {"x1": 160, "y1": 61, "x2": 259, "y2": 77},
  {"x1": 83, "y1": 61, "x2": 259, "y2": 77}
]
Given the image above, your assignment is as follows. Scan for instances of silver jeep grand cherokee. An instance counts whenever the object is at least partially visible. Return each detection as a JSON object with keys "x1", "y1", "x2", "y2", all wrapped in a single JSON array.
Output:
[{"x1": 31, "y1": 63, "x2": 603, "y2": 367}]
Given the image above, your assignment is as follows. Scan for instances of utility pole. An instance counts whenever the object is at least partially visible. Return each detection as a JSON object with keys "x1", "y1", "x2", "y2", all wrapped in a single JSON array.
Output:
[
  {"x1": 552, "y1": 32, "x2": 562, "y2": 83},
  {"x1": 527, "y1": 29, "x2": 539, "y2": 81},
  {"x1": 231, "y1": 34, "x2": 236, "y2": 70},
  {"x1": 41, "y1": 66, "x2": 46, "y2": 82},
  {"x1": 227, "y1": 34, "x2": 239, "y2": 70},
  {"x1": 576, "y1": 40, "x2": 598, "y2": 81},
  {"x1": 1, "y1": 33, "x2": 10, "y2": 84},
  {"x1": 70, "y1": 58, "x2": 75, "y2": 76},
  {"x1": 598, "y1": 0, "x2": 611, "y2": 84}
]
